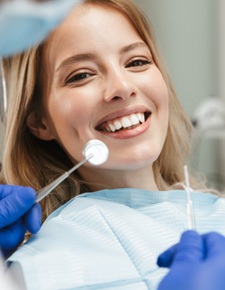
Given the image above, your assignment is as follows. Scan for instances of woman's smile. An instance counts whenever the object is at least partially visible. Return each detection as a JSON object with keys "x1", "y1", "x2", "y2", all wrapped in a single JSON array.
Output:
[{"x1": 96, "y1": 106, "x2": 151, "y2": 139}]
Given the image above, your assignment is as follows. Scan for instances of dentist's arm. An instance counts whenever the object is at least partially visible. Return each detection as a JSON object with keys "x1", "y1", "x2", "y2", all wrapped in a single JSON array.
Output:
[
  {"x1": 0, "y1": 0, "x2": 81, "y2": 56},
  {"x1": 157, "y1": 230, "x2": 225, "y2": 290},
  {"x1": 0, "y1": 185, "x2": 41, "y2": 257}
]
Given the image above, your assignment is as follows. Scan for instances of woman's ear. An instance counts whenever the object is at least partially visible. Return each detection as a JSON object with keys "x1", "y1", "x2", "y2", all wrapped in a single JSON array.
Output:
[{"x1": 27, "y1": 111, "x2": 54, "y2": 141}]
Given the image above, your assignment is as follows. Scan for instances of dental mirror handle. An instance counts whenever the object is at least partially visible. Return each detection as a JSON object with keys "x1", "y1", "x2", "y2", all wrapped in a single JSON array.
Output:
[
  {"x1": 35, "y1": 154, "x2": 92, "y2": 203},
  {"x1": 184, "y1": 165, "x2": 196, "y2": 230},
  {"x1": 35, "y1": 139, "x2": 109, "y2": 203}
]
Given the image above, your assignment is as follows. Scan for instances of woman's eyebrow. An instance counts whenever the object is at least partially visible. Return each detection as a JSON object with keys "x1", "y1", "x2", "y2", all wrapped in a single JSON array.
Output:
[
  {"x1": 56, "y1": 53, "x2": 96, "y2": 73},
  {"x1": 119, "y1": 42, "x2": 148, "y2": 55}
]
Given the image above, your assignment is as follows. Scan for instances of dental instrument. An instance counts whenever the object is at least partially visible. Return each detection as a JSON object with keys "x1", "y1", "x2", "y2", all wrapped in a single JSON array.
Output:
[
  {"x1": 184, "y1": 165, "x2": 196, "y2": 230},
  {"x1": 36, "y1": 139, "x2": 109, "y2": 203}
]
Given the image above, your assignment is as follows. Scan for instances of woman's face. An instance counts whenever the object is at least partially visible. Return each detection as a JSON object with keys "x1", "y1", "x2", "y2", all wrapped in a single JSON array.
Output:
[{"x1": 35, "y1": 3, "x2": 169, "y2": 186}]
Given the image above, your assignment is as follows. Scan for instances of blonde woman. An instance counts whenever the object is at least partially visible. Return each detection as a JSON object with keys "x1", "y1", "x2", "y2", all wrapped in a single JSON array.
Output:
[
  {"x1": 2, "y1": 0, "x2": 195, "y2": 222},
  {"x1": 1, "y1": 1, "x2": 225, "y2": 289}
]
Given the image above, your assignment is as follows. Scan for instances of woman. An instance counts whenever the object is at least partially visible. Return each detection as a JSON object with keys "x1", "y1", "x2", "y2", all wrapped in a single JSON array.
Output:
[
  {"x1": 2, "y1": 0, "x2": 225, "y2": 289},
  {"x1": 1, "y1": 0, "x2": 196, "y2": 221}
]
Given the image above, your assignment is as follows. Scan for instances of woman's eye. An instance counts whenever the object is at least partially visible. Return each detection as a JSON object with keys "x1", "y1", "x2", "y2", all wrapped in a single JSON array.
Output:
[
  {"x1": 66, "y1": 72, "x2": 92, "y2": 84},
  {"x1": 126, "y1": 59, "x2": 151, "y2": 68}
]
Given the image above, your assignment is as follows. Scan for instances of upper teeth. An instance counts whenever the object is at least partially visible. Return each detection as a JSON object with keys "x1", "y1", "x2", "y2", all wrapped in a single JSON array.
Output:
[{"x1": 105, "y1": 113, "x2": 145, "y2": 132}]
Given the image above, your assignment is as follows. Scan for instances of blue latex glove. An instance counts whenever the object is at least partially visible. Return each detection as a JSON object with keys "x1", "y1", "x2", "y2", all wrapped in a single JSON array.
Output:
[
  {"x1": 0, "y1": 0, "x2": 82, "y2": 56},
  {"x1": 0, "y1": 185, "x2": 42, "y2": 257},
  {"x1": 157, "y1": 230, "x2": 225, "y2": 290}
]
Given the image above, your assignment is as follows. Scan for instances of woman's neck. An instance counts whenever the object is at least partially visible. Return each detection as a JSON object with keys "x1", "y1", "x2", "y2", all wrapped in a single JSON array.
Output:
[{"x1": 79, "y1": 166, "x2": 159, "y2": 192}]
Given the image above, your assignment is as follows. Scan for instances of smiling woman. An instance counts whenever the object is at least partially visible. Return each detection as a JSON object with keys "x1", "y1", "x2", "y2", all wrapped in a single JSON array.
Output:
[
  {"x1": 1, "y1": 0, "x2": 223, "y2": 289},
  {"x1": 1, "y1": 0, "x2": 192, "y2": 202}
]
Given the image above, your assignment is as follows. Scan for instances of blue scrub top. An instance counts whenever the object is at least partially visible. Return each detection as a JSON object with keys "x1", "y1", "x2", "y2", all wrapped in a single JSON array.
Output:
[{"x1": 7, "y1": 189, "x2": 225, "y2": 290}]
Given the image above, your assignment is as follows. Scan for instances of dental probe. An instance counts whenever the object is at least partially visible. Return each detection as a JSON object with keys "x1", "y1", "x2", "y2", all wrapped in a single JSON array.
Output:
[
  {"x1": 36, "y1": 139, "x2": 109, "y2": 203},
  {"x1": 184, "y1": 165, "x2": 196, "y2": 230}
]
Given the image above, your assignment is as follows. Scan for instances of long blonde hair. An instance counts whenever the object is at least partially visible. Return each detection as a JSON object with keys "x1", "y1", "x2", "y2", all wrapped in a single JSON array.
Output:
[{"x1": 0, "y1": 0, "x2": 201, "y2": 220}]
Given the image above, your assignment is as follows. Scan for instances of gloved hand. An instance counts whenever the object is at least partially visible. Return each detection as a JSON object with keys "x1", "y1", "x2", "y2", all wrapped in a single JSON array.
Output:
[
  {"x1": 0, "y1": 185, "x2": 42, "y2": 258},
  {"x1": 157, "y1": 230, "x2": 225, "y2": 290}
]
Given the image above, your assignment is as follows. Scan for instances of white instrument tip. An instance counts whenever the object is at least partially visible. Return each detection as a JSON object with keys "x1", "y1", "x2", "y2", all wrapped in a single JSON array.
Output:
[{"x1": 83, "y1": 139, "x2": 109, "y2": 165}]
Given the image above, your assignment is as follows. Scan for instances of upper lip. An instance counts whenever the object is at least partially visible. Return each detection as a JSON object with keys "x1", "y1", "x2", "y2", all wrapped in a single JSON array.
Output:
[{"x1": 95, "y1": 106, "x2": 151, "y2": 129}]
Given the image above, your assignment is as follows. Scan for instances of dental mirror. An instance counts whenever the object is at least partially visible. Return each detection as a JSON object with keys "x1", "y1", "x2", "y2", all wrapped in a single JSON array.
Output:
[
  {"x1": 83, "y1": 139, "x2": 109, "y2": 165},
  {"x1": 36, "y1": 139, "x2": 109, "y2": 202}
]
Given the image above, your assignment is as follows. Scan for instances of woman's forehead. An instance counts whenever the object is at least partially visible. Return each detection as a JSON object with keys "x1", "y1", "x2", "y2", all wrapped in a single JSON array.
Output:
[{"x1": 42, "y1": 3, "x2": 144, "y2": 68}]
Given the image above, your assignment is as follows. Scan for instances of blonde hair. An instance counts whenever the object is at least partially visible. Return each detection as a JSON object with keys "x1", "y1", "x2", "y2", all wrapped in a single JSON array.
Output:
[{"x1": 0, "y1": 0, "x2": 203, "y2": 220}]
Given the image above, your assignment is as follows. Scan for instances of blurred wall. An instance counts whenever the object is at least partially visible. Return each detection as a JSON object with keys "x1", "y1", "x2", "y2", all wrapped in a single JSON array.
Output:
[{"x1": 218, "y1": 0, "x2": 225, "y2": 182}]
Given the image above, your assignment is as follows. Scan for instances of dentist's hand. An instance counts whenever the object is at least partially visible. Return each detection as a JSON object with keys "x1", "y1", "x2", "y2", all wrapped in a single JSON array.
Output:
[
  {"x1": 157, "y1": 230, "x2": 225, "y2": 290},
  {"x1": 0, "y1": 185, "x2": 42, "y2": 258}
]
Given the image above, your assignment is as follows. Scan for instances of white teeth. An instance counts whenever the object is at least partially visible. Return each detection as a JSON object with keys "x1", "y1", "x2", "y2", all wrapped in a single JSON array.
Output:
[
  {"x1": 121, "y1": 117, "x2": 132, "y2": 128},
  {"x1": 108, "y1": 123, "x2": 116, "y2": 132},
  {"x1": 130, "y1": 114, "x2": 140, "y2": 125},
  {"x1": 114, "y1": 120, "x2": 122, "y2": 130},
  {"x1": 137, "y1": 113, "x2": 145, "y2": 123},
  {"x1": 105, "y1": 112, "x2": 146, "y2": 132}
]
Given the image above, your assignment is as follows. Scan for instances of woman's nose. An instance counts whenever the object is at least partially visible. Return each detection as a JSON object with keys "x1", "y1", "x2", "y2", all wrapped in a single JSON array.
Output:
[{"x1": 103, "y1": 69, "x2": 136, "y2": 102}]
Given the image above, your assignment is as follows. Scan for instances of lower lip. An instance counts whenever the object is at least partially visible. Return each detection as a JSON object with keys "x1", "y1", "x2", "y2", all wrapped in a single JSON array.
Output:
[{"x1": 99, "y1": 115, "x2": 151, "y2": 139}]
